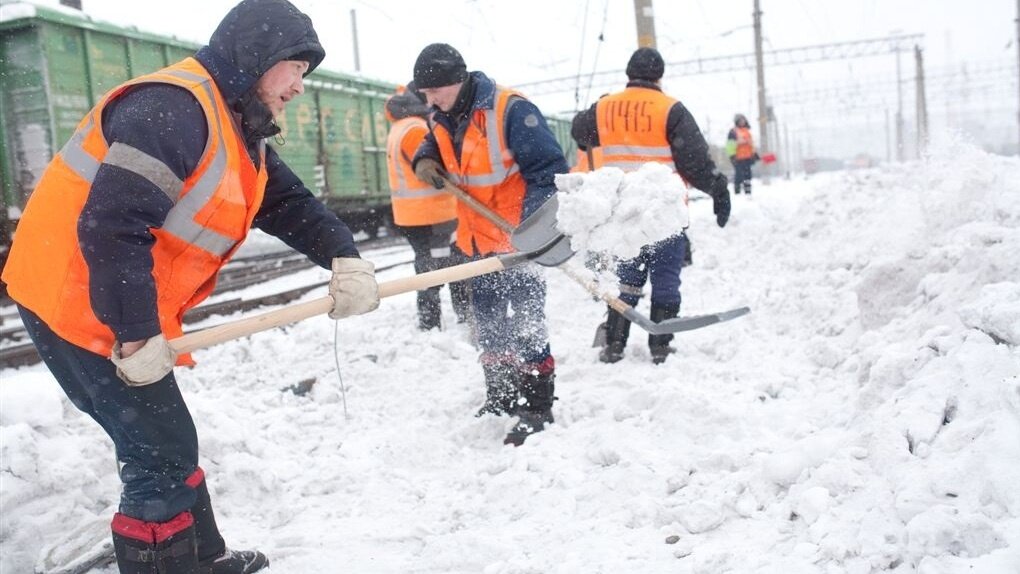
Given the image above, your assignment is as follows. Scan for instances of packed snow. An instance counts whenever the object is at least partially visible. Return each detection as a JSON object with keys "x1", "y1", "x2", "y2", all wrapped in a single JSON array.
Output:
[
  {"x1": 555, "y1": 163, "x2": 690, "y2": 260},
  {"x1": 2, "y1": 140, "x2": 1019, "y2": 573}
]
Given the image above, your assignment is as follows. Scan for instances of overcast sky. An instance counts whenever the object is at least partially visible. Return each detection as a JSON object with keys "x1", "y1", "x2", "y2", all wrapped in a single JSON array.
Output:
[{"x1": 19, "y1": 0, "x2": 1020, "y2": 157}]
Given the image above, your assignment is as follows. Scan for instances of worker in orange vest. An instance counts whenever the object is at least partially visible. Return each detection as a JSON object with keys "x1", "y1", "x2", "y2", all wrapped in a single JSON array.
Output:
[
  {"x1": 410, "y1": 43, "x2": 569, "y2": 446},
  {"x1": 0, "y1": 1, "x2": 379, "y2": 572},
  {"x1": 385, "y1": 82, "x2": 470, "y2": 330},
  {"x1": 726, "y1": 113, "x2": 758, "y2": 195},
  {"x1": 571, "y1": 47, "x2": 731, "y2": 364}
]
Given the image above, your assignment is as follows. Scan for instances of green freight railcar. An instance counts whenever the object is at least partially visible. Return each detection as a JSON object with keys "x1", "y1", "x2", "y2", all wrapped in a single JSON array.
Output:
[{"x1": 0, "y1": 4, "x2": 576, "y2": 247}]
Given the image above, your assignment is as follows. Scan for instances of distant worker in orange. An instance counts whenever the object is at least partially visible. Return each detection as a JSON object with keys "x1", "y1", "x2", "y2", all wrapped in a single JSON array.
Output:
[
  {"x1": 726, "y1": 113, "x2": 757, "y2": 195},
  {"x1": 385, "y1": 82, "x2": 469, "y2": 330}
]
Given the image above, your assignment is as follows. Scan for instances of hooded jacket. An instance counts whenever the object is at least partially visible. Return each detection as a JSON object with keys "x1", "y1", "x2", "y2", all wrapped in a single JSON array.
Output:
[{"x1": 2, "y1": 0, "x2": 357, "y2": 350}]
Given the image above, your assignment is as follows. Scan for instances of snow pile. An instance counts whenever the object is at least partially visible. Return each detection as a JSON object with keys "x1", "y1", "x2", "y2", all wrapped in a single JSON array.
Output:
[
  {"x1": 2, "y1": 142, "x2": 1019, "y2": 573},
  {"x1": 554, "y1": 163, "x2": 689, "y2": 260}
]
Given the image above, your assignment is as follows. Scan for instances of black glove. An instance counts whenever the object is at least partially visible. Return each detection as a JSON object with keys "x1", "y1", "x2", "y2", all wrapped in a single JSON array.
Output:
[
  {"x1": 711, "y1": 176, "x2": 731, "y2": 228},
  {"x1": 413, "y1": 157, "x2": 447, "y2": 189}
]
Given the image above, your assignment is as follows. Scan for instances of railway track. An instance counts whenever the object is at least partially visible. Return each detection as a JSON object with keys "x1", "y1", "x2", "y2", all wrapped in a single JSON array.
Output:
[{"x1": 0, "y1": 237, "x2": 412, "y2": 370}]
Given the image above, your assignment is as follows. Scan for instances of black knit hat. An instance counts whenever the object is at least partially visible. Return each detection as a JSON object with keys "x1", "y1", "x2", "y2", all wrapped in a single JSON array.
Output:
[
  {"x1": 626, "y1": 47, "x2": 665, "y2": 81},
  {"x1": 413, "y1": 43, "x2": 468, "y2": 89}
]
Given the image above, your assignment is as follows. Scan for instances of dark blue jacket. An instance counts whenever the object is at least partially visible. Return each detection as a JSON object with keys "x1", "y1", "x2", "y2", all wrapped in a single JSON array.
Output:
[
  {"x1": 413, "y1": 72, "x2": 568, "y2": 221},
  {"x1": 78, "y1": 4, "x2": 356, "y2": 343}
]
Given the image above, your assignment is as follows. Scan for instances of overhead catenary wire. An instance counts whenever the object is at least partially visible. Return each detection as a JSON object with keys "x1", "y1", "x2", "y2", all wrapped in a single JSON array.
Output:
[{"x1": 579, "y1": 0, "x2": 612, "y2": 111}]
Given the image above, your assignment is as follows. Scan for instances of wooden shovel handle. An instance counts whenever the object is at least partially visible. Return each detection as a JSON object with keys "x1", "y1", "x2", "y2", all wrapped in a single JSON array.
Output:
[
  {"x1": 441, "y1": 180, "x2": 515, "y2": 234},
  {"x1": 169, "y1": 256, "x2": 508, "y2": 355}
]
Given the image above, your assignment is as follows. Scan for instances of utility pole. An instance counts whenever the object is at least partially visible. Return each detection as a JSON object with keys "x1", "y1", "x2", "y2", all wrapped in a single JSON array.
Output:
[
  {"x1": 885, "y1": 108, "x2": 891, "y2": 163},
  {"x1": 350, "y1": 9, "x2": 361, "y2": 73},
  {"x1": 753, "y1": 0, "x2": 770, "y2": 159},
  {"x1": 914, "y1": 45, "x2": 928, "y2": 155},
  {"x1": 633, "y1": 0, "x2": 657, "y2": 48},
  {"x1": 1015, "y1": 0, "x2": 1019, "y2": 152},
  {"x1": 895, "y1": 47, "x2": 904, "y2": 161}
]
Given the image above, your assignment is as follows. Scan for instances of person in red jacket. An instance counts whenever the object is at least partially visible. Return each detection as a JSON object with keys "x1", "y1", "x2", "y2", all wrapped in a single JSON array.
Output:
[
  {"x1": 1, "y1": 1, "x2": 379, "y2": 572},
  {"x1": 385, "y1": 82, "x2": 470, "y2": 330},
  {"x1": 410, "y1": 43, "x2": 569, "y2": 446}
]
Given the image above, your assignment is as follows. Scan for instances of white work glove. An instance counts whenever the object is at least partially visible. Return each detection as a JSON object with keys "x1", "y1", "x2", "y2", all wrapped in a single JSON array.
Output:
[
  {"x1": 110, "y1": 335, "x2": 176, "y2": 386},
  {"x1": 328, "y1": 257, "x2": 380, "y2": 320}
]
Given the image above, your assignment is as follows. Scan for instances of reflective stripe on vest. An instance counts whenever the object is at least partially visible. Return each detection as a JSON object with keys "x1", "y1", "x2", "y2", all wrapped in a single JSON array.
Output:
[
  {"x1": 387, "y1": 119, "x2": 446, "y2": 200},
  {"x1": 446, "y1": 99, "x2": 520, "y2": 188},
  {"x1": 57, "y1": 67, "x2": 237, "y2": 257},
  {"x1": 433, "y1": 87, "x2": 527, "y2": 255}
]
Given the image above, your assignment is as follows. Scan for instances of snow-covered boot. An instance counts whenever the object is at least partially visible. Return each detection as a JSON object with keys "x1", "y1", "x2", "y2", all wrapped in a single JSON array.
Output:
[
  {"x1": 649, "y1": 303, "x2": 680, "y2": 364},
  {"x1": 505, "y1": 358, "x2": 556, "y2": 446},
  {"x1": 112, "y1": 512, "x2": 198, "y2": 574},
  {"x1": 743, "y1": 180, "x2": 752, "y2": 196},
  {"x1": 599, "y1": 306, "x2": 631, "y2": 363},
  {"x1": 188, "y1": 469, "x2": 268, "y2": 574},
  {"x1": 476, "y1": 355, "x2": 519, "y2": 417}
]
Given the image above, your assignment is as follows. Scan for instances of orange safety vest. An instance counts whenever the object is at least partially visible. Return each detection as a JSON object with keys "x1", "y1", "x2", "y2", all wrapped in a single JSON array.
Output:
[
  {"x1": 386, "y1": 116, "x2": 456, "y2": 226},
  {"x1": 734, "y1": 126, "x2": 755, "y2": 160},
  {"x1": 593, "y1": 86, "x2": 690, "y2": 203},
  {"x1": 2, "y1": 58, "x2": 268, "y2": 366},
  {"x1": 432, "y1": 87, "x2": 527, "y2": 256},
  {"x1": 593, "y1": 86, "x2": 678, "y2": 172}
]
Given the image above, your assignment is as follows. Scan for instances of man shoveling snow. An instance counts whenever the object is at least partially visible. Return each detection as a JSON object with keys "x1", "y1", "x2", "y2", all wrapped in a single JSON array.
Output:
[{"x1": 567, "y1": 47, "x2": 732, "y2": 364}]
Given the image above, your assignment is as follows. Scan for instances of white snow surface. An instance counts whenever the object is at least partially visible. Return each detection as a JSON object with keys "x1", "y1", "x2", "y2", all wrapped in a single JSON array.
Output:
[
  {"x1": 2, "y1": 141, "x2": 1019, "y2": 573},
  {"x1": 555, "y1": 163, "x2": 690, "y2": 260}
]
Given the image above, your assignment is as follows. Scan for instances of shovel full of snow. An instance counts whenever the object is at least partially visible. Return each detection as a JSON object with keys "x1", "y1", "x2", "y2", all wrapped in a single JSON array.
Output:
[
  {"x1": 439, "y1": 177, "x2": 750, "y2": 337},
  {"x1": 167, "y1": 205, "x2": 574, "y2": 355}
]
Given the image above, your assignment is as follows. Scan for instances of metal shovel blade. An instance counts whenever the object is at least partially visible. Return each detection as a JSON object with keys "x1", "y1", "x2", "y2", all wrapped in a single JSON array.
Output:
[
  {"x1": 626, "y1": 306, "x2": 752, "y2": 335},
  {"x1": 511, "y1": 194, "x2": 575, "y2": 266}
]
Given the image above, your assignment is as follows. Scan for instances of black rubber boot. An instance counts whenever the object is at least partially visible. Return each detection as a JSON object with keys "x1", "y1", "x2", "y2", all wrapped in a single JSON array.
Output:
[
  {"x1": 417, "y1": 288, "x2": 442, "y2": 331},
  {"x1": 598, "y1": 306, "x2": 631, "y2": 363},
  {"x1": 505, "y1": 360, "x2": 556, "y2": 446},
  {"x1": 189, "y1": 470, "x2": 269, "y2": 574},
  {"x1": 649, "y1": 303, "x2": 680, "y2": 365},
  {"x1": 112, "y1": 512, "x2": 199, "y2": 574},
  {"x1": 476, "y1": 360, "x2": 519, "y2": 417}
]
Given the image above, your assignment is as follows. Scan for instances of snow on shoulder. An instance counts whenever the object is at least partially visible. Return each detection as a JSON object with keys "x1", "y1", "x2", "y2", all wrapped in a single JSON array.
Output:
[{"x1": 554, "y1": 163, "x2": 689, "y2": 259}]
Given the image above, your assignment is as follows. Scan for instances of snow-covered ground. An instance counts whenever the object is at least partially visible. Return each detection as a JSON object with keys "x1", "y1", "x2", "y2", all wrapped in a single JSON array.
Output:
[{"x1": 2, "y1": 141, "x2": 1019, "y2": 573}]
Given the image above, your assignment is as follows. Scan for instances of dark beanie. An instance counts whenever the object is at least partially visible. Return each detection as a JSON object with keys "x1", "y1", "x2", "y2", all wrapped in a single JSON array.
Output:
[
  {"x1": 626, "y1": 47, "x2": 665, "y2": 81},
  {"x1": 414, "y1": 43, "x2": 468, "y2": 89}
]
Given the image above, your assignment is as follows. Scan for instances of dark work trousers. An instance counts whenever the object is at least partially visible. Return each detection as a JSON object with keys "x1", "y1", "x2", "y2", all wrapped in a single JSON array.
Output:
[
  {"x1": 614, "y1": 233, "x2": 687, "y2": 308},
  {"x1": 397, "y1": 219, "x2": 469, "y2": 329},
  {"x1": 18, "y1": 305, "x2": 198, "y2": 523},
  {"x1": 471, "y1": 263, "x2": 551, "y2": 366},
  {"x1": 733, "y1": 158, "x2": 754, "y2": 194}
]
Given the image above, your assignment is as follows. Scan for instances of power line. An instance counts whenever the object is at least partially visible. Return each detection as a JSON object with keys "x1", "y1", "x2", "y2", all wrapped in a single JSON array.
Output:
[{"x1": 516, "y1": 33, "x2": 924, "y2": 96}]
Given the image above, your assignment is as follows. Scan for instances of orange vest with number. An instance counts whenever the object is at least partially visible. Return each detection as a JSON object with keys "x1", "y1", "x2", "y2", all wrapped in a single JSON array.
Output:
[
  {"x1": 432, "y1": 87, "x2": 526, "y2": 256},
  {"x1": 593, "y1": 86, "x2": 678, "y2": 172},
  {"x1": 2, "y1": 58, "x2": 268, "y2": 365},
  {"x1": 386, "y1": 116, "x2": 456, "y2": 226},
  {"x1": 593, "y1": 86, "x2": 690, "y2": 203}
]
